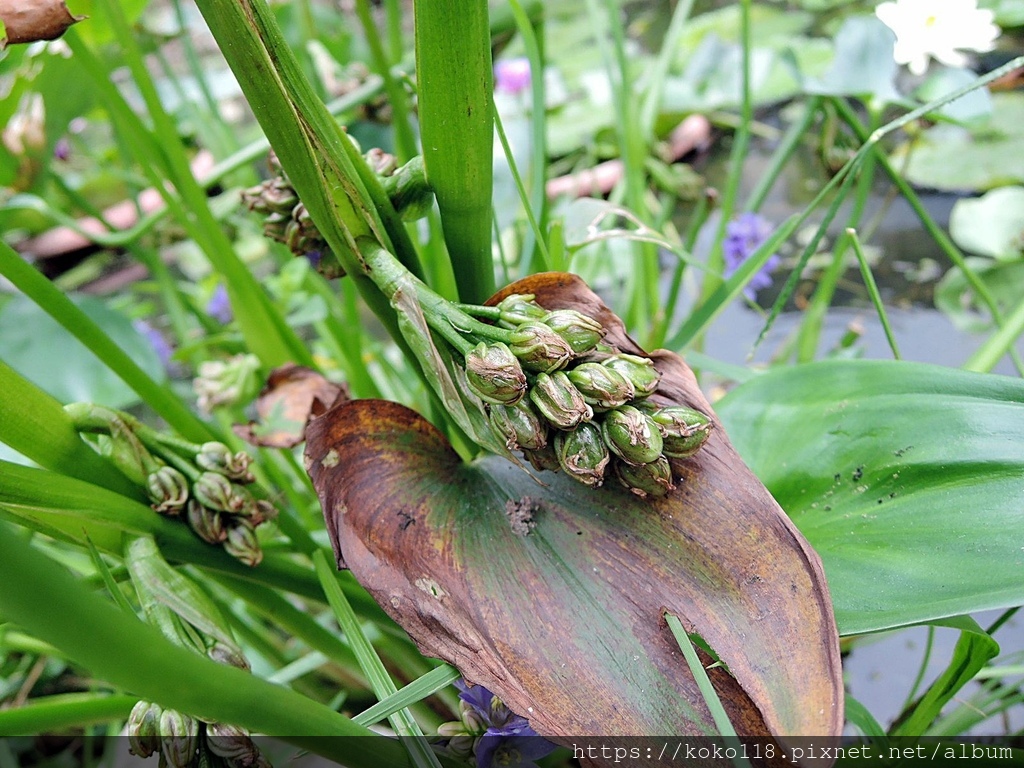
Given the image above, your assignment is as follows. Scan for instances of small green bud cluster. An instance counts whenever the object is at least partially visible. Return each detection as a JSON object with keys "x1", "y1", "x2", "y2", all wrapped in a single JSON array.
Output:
[
  {"x1": 127, "y1": 702, "x2": 268, "y2": 768},
  {"x1": 144, "y1": 442, "x2": 274, "y2": 567},
  {"x1": 243, "y1": 149, "x2": 434, "y2": 279},
  {"x1": 64, "y1": 403, "x2": 275, "y2": 567},
  {"x1": 470, "y1": 296, "x2": 712, "y2": 498}
]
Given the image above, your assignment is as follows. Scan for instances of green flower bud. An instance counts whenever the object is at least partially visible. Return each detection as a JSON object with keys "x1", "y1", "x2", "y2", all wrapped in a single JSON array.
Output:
[
  {"x1": 187, "y1": 500, "x2": 227, "y2": 544},
  {"x1": 601, "y1": 405, "x2": 664, "y2": 465},
  {"x1": 495, "y1": 293, "x2": 547, "y2": 326},
  {"x1": 146, "y1": 465, "x2": 190, "y2": 514},
  {"x1": 241, "y1": 177, "x2": 299, "y2": 216},
  {"x1": 381, "y1": 155, "x2": 435, "y2": 221},
  {"x1": 614, "y1": 456, "x2": 675, "y2": 498},
  {"x1": 465, "y1": 342, "x2": 528, "y2": 405},
  {"x1": 529, "y1": 372, "x2": 593, "y2": 430},
  {"x1": 489, "y1": 400, "x2": 548, "y2": 451},
  {"x1": 566, "y1": 363, "x2": 636, "y2": 412},
  {"x1": 194, "y1": 473, "x2": 256, "y2": 516},
  {"x1": 541, "y1": 310, "x2": 605, "y2": 355},
  {"x1": 127, "y1": 700, "x2": 162, "y2": 758},
  {"x1": 649, "y1": 405, "x2": 713, "y2": 458},
  {"x1": 459, "y1": 704, "x2": 488, "y2": 736},
  {"x1": 601, "y1": 354, "x2": 661, "y2": 399},
  {"x1": 509, "y1": 322, "x2": 575, "y2": 373},
  {"x1": 193, "y1": 472, "x2": 234, "y2": 512},
  {"x1": 523, "y1": 444, "x2": 561, "y2": 473},
  {"x1": 554, "y1": 422, "x2": 609, "y2": 487},
  {"x1": 223, "y1": 519, "x2": 263, "y2": 567},
  {"x1": 196, "y1": 442, "x2": 254, "y2": 483},
  {"x1": 437, "y1": 721, "x2": 470, "y2": 739},
  {"x1": 206, "y1": 722, "x2": 261, "y2": 766},
  {"x1": 159, "y1": 709, "x2": 199, "y2": 768}
]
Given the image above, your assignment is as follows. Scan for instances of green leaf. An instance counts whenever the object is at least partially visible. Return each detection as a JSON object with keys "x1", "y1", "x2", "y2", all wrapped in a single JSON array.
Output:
[
  {"x1": 893, "y1": 616, "x2": 999, "y2": 736},
  {"x1": 0, "y1": 293, "x2": 164, "y2": 408},
  {"x1": 949, "y1": 186, "x2": 1024, "y2": 260},
  {"x1": 306, "y1": 273, "x2": 843, "y2": 741},
  {"x1": 805, "y1": 16, "x2": 899, "y2": 104},
  {"x1": 935, "y1": 257, "x2": 1024, "y2": 332},
  {"x1": 717, "y1": 359, "x2": 1024, "y2": 635},
  {"x1": 0, "y1": 521, "x2": 416, "y2": 768}
]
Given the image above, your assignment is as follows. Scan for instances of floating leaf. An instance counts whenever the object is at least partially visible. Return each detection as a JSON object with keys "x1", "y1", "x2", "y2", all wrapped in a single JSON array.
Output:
[
  {"x1": 306, "y1": 274, "x2": 842, "y2": 743},
  {"x1": 805, "y1": 16, "x2": 899, "y2": 104},
  {"x1": 948, "y1": 186, "x2": 1024, "y2": 260},
  {"x1": 889, "y1": 93, "x2": 1024, "y2": 192},
  {"x1": 718, "y1": 360, "x2": 1024, "y2": 635}
]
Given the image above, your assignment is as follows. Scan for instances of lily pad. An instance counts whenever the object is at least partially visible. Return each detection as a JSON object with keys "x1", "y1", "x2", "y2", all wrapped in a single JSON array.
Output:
[
  {"x1": 948, "y1": 186, "x2": 1024, "y2": 260},
  {"x1": 0, "y1": 293, "x2": 166, "y2": 408},
  {"x1": 306, "y1": 274, "x2": 842, "y2": 742},
  {"x1": 889, "y1": 93, "x2": 1024, "y2": 192},
  {"x1": 718, "y1": 360, "x2": 1024, "y2": 635}
]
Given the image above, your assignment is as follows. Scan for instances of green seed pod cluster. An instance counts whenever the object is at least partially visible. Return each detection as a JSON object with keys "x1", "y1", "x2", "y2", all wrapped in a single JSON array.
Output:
[
  {"x1": 126, "y1": 700, "x2": 269, "y2": 768},
  {"x1": 64, "y1": 402, "x2": 275, "y2": 567},
  {"x1": 472, "y1": 295, "x2": 713, "y2": 497},
  {"x1": 243, "y1": 150, "x2": 434, "y2": 279}
]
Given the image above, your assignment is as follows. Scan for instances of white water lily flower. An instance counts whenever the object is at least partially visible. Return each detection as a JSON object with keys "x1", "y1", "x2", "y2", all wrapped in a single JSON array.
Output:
[{"x1": 875, "y1": 0, "x2": 1000, "y2": 75}]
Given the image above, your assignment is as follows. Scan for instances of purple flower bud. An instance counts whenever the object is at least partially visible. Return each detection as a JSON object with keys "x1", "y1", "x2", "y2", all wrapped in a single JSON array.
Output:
[
  {"x1": 494, "y1": 58, "x2": 532, "y2": 96},
  {"x1": 206, "y1": 284, "x2": 233, "y2": 324}
]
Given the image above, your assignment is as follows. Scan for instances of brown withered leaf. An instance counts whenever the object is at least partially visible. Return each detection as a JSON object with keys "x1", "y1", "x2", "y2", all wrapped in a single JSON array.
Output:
[
  {"x1": 234, "y1": 364, "x2": 347, "y2": 448},
  {"x1": 0, "y1": 0, "x2": 83, "y2": 46},
  {"x1": 305, "y1": 274, "x2": 842, "y2": 762}
]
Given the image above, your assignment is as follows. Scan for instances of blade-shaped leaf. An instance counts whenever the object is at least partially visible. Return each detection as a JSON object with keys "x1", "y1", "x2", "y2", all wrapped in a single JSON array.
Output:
[
  {"x1": 717, "y1": 359, "x2": 1024, "y2": 635},
  {"x1": 306, "y1": 273, "x2": 842, "y2": 743}
]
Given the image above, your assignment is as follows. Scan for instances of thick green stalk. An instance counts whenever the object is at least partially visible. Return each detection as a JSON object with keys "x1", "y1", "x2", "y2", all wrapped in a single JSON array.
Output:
[
  {"x1": 415, "y1": 0, "x2": 496, "y2": 302},
  {"x1": 0, "y1": 362, "x2": 141, "y2": 498},
  {"x1": 0, "y1": 243, "x2": 213, "y2": 444},
  {"x1": 0, "y1": 523, "x2": 415, "y2": 767}
]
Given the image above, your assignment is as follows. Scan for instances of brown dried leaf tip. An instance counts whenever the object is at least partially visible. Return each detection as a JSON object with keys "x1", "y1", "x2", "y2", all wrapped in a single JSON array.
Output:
[{"x1": 234, "y1": 364, "x2": 348, "y2": 448}]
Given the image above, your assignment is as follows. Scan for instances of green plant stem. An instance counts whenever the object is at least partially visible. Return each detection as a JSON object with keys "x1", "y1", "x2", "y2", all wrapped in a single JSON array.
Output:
[
  {"x1": 414, "y1": 0, "x2": 496, "y2": 303},
  {"x1": 639, "y1": 0, "x2": 696, "y2": 140},
  {"x1": 796, "y1": 129, "x2": 877, "y2": 363},
  {"x1": 698, "y1": 0, "x2": 753, "y2": 306},
  {"x1": 849, "y1": 227, "x2": 901, "y2": 360},
  {"x1": 0, "y1": 523, "x2": 419, "y2": 768},
  {"x1": 746, "y1": 97, "x2": 820, "y2": 213},
  {"x1": 352, "y1": 0, "x2": 417, "y2": 162},
  {"x1": 0, "y1": 243, "x2": 214, "y2": 444},
  {"x1": 494, "y1": 109, "x2": 550, "y2": 266},
  {"x1": 0, "y1": 693, "x2": 138, "y2": 735},
  {"x1": 506, "y1": 0, "x2": 548, "y2": 273},
  {"x1": 67, "y1": 13, "x2": 311, "y2": 370},
  {"x1": 829, "y1": 96, "x2": 1024, "y2": 375}
]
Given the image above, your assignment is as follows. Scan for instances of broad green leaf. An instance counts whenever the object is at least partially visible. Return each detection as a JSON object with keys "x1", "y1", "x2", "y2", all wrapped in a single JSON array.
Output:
[
  {"x1": 889, "y1": 93, "x2": 1024, "y2": 192},
  {"x1": 306, "y1": 274, "x2": 843, "y2": 742},
  {"x1": 949, "y1": 186, "x2": 1024, "y2": 260},
  {"x1": 0, "y1": 293, "x2": 165, "y2": 408},
  {"x1": 717, "y1": 360, "x2": 1024, "y2": 635}
]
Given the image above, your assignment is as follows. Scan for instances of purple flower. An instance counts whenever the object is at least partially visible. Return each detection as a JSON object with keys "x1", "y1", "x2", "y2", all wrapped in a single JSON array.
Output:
[
  {"x1": 206, "y1": 284, "x2": 233, "y2": 323},
  {"x1": 304, "y1": 250, "x2": 323, "y2": 269},
  {"x1": 133, "y1": 319, "x2": 174, "y2": 369},
  {"x1": 454, "y1": 680, "x2": 556, "y2": 768},
  {"x1": 494, "y1": 58, "x2": 531, "y2": 96},
  {"x1": 54, "y1": 138, "x2": 71, "y2": 162},
  {"x1": 722, "y1": 212, "x2": 781, "y2": 300}
]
